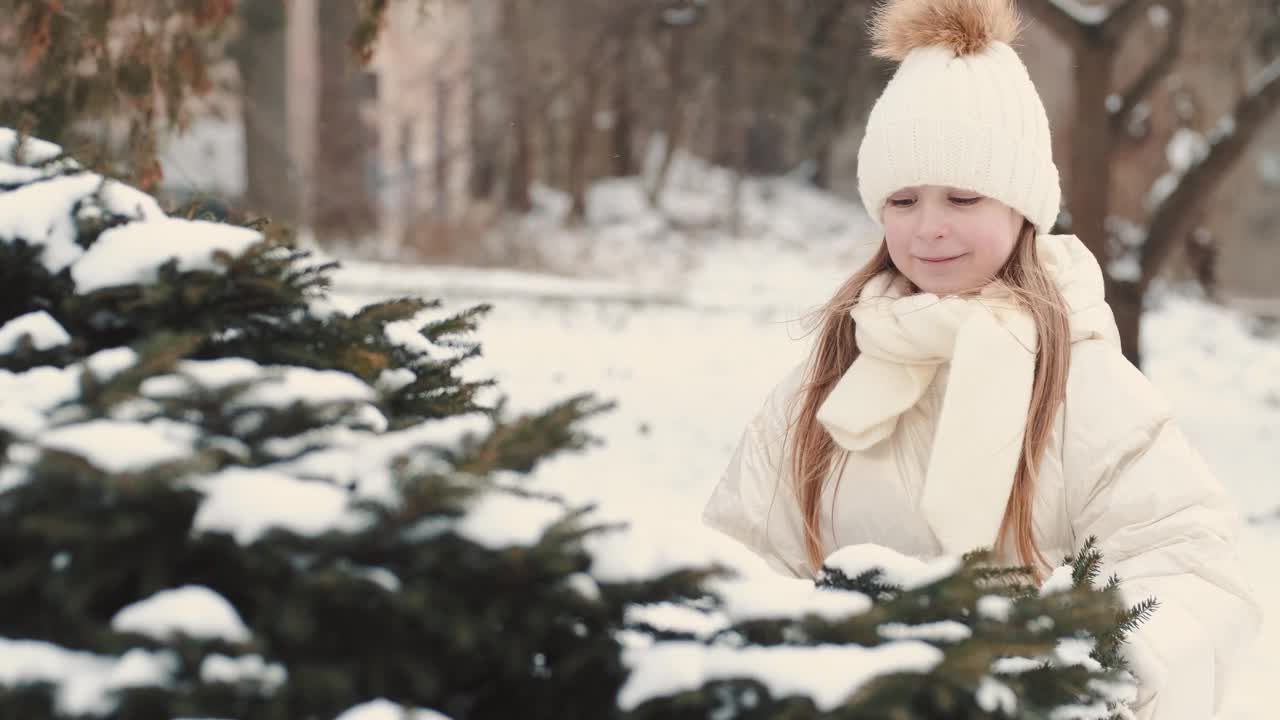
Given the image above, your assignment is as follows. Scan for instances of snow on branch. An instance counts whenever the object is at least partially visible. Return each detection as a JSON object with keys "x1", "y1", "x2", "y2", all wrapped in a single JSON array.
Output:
[
  {"x1": 618, "y1": 641, "x2": 945, "y2": 711},
  {"x1": 1249, "y1": 57, "x2": 1280, "y2": 98},
  {"x1": 1048, "y1": 0, "x2": 1111, "y2": 25},
  {"x1": 1110, "y1": 1, "x2": 1184, "y2": 135},
  {"x1": 1140, "y1": 54, "x2": 1280, "y2": 284}
]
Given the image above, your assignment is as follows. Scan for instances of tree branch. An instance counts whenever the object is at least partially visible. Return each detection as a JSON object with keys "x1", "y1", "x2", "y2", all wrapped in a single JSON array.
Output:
[
  {"x1": 1109, "y1": 0, "x2": 1184, "y2": 136},
  {"x1": 1101, "y1": 0, "x2": 1167, "y2": 44},
  {"x1": 1140, "y1": 57, "x2": 1280, "y2": 289},
  {"x1": 1021, "y1": 0, "x2": 1092, "y2": 51}
]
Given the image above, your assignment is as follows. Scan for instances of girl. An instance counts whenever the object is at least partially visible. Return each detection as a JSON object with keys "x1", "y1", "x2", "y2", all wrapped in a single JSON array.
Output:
[{"x1": 701, "y1": 0, "x2": 1261, "y2": 718}]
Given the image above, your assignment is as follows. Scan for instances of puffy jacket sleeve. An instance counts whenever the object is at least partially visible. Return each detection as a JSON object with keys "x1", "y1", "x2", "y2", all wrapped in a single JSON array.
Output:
[
  {"x1": 1066, "y1": 345, "x2": 1262, "y2": 720},
  {"x1": 701, "y1": 360, "x2": 814, "y2": 579}
]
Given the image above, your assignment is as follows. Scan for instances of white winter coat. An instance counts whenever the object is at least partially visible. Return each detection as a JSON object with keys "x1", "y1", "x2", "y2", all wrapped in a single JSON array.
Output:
[{"x1": 702, "y1": 237, "x2": 1262, "y2": 720}]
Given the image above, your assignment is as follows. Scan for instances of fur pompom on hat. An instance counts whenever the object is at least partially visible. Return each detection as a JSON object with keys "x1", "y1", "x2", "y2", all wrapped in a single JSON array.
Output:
[{"x1": 857, "y1": 0, "x2": 1062, "y2": 233}]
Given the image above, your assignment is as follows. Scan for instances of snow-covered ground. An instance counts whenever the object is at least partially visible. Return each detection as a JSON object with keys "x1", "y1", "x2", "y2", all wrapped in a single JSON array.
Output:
[{"x1": 334, "y1": 167, "x2": 1277, "y2": 718}]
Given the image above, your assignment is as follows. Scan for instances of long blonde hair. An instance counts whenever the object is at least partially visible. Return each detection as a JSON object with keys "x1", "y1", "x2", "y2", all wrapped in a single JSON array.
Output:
[{"x1": 789, "y1": 220, "x2": 1070, "y2": 578}]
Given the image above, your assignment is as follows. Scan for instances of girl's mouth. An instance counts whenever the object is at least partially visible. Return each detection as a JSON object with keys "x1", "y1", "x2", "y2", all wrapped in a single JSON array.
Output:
[{"x1": 919, "y1": 254, "x2": 965, "y2": 264}]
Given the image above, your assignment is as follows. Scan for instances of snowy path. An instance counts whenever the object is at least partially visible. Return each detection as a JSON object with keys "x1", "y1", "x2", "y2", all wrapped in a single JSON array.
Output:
[{"x1": 335, "y1": 246, "x2": 1277, "y2": 717}]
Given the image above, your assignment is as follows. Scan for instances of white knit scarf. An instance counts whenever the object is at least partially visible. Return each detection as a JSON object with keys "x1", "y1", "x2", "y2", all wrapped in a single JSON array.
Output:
[{"x1": 815, "y1": 234, "x2": 1120, "y2": 556}]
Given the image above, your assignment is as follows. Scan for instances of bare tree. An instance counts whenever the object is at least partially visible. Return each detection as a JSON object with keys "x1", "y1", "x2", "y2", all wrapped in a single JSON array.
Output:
[
  {"x1": 501, "y1": 0, "x2": 533, "y2": 213},
  {"x1": 1025, "y1": 0, "x2": 1280, "y2": 366},
  {"x1": 646, "y1": 3, "x2": 707, "y2": 207},
  {"x1": 610, "y1": 19, "x2": 639, "y2": 177},
  {"x1": 561, "y1": 0, "x2": 637, "y2": 221},
  {"x1": 567, "y1": 69, "x2": 603, "y2": 223},
  {"x1": 234, "y1": 0, "x2": 297, "y2": 226},
  {"x1": 451, "y1": 0, "x2": 890, "y2": 233},
  {"x1": 467, "y1": 0, "x2": 501, "y2": 202},
  {"x1": 795, "y1": 1, "x2": 884, "y2": 189},
  {"x1": 313, "y1": 0, "x2": 379, "y2": 245}
]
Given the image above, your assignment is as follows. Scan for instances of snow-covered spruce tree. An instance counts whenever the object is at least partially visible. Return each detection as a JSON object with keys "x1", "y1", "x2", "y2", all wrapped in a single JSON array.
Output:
[
  {"x1": 0, "y1": 126, "x2": 717, "y2": 720},
  {"x1": 620, "y1": 540, "x2": 1154, "y2": 719},
  {"x1": 0, "y1": 127, "x2": 1150, "y2": 720}
]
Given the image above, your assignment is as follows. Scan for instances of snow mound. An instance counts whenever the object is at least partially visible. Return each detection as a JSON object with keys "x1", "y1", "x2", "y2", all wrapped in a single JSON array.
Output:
[{"x1": 112, "y1": 586, "x2": 252, "y2": 643}]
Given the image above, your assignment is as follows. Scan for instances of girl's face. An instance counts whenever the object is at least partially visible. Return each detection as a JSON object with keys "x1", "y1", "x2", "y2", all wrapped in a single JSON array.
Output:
[{"x1": 881, "y1": 185, "x2": 1025, "y2": 296}]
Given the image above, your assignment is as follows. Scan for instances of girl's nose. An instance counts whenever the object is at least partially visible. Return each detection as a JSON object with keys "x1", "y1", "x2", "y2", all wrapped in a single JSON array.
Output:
[{"x1": 914, "y1": 199, "x2": 948, "y2": 241}]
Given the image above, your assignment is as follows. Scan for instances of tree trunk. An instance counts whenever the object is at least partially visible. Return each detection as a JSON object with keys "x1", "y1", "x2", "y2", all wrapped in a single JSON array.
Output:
[
  {"x1": 467, "y1": 0, "x2": 499, "y2": 201},
  {"x1": 506, "y1": 97, "x2": 533, "y2": 213},
  {"x1": 610, "y1": 35, "x2": 637, "y2": 177},
  {"x1": 398, "y1": 117, "x2": 416, "y2": 250},
  {"x1": 502, "y1": 0, "x2": 532, "y2": 213},
  {"x1": 744, "y1": 112, "x2": 785, "y2": 175},
  {"x1": 313, "y1": 0, "x2": 378, "y2": 245},
  {"x1": 434, "y1": 76, "x2": 450, "y2": 219},
  {"x1": 813, "y1": 143, "x2": 832, "y2": 189},
  {"x1": 1108, "y1": 278, "x2": 1144, "y2": 367},
  {"x1": 1070, "y1": 44, "x2": 1156, "y2": 366},
  {"x1": 233, "y1": 0, "x2": 296, "y2": 225},
  {"x1": 1066, "y1": 46, "x2": 1115, "y2": 266},
  {"x1": 647, "y1": 29, "x2": 688, "y2": 208},
  {"x1": 723, "y1": 30, "x2": 745, "y2": 235},
  {"x1": 568, "y1": 73, "x2": 601, "y2": 223}
]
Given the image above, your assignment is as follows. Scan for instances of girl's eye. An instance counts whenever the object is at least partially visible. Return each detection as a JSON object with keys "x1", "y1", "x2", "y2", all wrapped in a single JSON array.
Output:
[
  {"x1": 950, "y1": 196, "x2": 981, "y2": 206},
  {"x1": 888, "y1": 198, "x2": 915, "y2": 208}
]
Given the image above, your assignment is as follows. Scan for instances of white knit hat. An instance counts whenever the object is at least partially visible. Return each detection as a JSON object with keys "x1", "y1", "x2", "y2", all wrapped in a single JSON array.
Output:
[{"x1": 857, "y1": 0, "x2": 1061, "y2": 234}]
